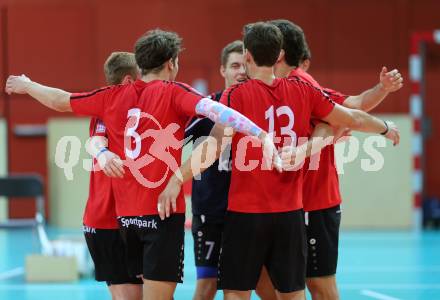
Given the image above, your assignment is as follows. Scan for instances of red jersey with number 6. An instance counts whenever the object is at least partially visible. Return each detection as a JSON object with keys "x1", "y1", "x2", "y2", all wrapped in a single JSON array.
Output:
[
  {"x1": 220, "y1": 77, "x2": 335, "y2": 213},
  {"x1": 70, "y1": 80, "x2": 203, "y2": 216}
]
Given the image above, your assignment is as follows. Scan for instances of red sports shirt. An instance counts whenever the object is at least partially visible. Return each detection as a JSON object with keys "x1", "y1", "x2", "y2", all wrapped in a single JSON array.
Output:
[
  {"x1": 288, "y1": 68, "x2": 348, "y2": 212},
  {"x1": 70, "y1": 80, "x2": 203, "y2": 216},
  {"x1": 82, "y1": 118, "x2": 118, "y2": 229},
  {"x1": 220, "y1": 77, "x2": 335, "y2": 213}
]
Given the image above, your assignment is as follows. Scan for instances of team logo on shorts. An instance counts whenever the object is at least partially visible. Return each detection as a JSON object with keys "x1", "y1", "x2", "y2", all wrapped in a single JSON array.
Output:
[
  {"x1": 82, "y1": 225, "x2": 96, "y2": 233},
  {"x1": 119, "y1": 217, "x2": 158, "y2": 229}
]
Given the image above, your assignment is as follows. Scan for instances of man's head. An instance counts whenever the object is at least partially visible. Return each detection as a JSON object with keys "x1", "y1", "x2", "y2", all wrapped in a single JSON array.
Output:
[
  {"x1": 243, "y1": 22, "x2": 283, "y2": 78},
  {"x1": 269, "y1": 19, "x2": 307, "y2": 68},
  {"x1": 242, "y1": 22, "x2": 283, "y2": 76},
  {"x1": 220, "y1": 40, "x2": 246, "y2": 88},
  {"x1": 134, "y1": 29, "x2": 182, "y2": 80},
  {"x1": 104, "y1": 52, "x2": 139, "y2": 85}
]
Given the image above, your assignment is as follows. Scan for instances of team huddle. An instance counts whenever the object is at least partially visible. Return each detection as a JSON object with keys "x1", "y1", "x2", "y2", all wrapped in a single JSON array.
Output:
[{"x1": 5, "y1": 19, "x2": 403, "y2": 300}]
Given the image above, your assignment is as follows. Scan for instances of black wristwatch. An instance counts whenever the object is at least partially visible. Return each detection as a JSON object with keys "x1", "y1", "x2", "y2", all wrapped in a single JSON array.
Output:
[{"x1": 380, "y1": 120, "x2": 389, "y2": 135}]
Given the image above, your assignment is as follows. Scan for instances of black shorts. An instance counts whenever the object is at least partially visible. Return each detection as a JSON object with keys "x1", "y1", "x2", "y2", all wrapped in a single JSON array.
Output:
[
  {"x1": 305, "y1": 205, "x2": 341, "y2": 278},
  {"x1": 118, "y1": 214, "x2": 185, "y2": 283},
  {"x1": 192, "y1": 215, "x2": 224, "y2": 278},
  {"x1": 218, "y1": 210, "x2": 307, "y2": 293},
  {"x1": 83, "y1": 226, "x2": 143, "y2": 285}
]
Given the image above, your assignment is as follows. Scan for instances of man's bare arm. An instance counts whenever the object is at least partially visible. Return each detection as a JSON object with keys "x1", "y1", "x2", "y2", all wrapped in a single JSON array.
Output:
[
  {"x1": 86, "y1": 135, "x2": 125, "y2": 178},
  {"x1": 322, "y1": 104, "x2": 400, "y2": 146},
  {"x1": 5, "y1": 75, "x2": 72, "y2": 112},
  {"x1": 343, "y1": 67, "x2": 403, "y2": 112}
]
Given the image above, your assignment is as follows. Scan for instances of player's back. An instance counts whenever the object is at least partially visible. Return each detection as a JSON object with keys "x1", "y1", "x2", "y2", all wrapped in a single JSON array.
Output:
[
  {"x1": 288, "y1": 68, "x2": 346, "y2": 212},
  {"x1": 99, "y1": 79, "x2": 202, "y2": 217},
  {"x1": 220, "y1": 78, "x2": 334, "y2": 213}
]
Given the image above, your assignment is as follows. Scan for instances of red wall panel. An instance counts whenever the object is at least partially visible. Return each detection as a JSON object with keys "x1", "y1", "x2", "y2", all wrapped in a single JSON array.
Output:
[
  {"x1": 0, "y1": 6, "x2": 5, "y2": 118},
  {"x1": 6, "y1": 3, "x2": 96, "y2": 218},
  {"x1": 7, "y1": 3, "x2": 98, "y2": 91},
  {"x1": 323, "y1": 0, "x2": 406, "y2": 113}
]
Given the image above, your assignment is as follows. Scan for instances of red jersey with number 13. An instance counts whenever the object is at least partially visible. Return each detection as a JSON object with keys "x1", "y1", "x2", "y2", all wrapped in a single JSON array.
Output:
[{"x1": 220, "y1": 77, "x2": 335, "y2": 213}]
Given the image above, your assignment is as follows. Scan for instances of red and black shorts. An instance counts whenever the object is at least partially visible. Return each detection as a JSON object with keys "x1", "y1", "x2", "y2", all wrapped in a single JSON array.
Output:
[{"x1": 117, "y1": 214, "x2": 185, "y2": 283}]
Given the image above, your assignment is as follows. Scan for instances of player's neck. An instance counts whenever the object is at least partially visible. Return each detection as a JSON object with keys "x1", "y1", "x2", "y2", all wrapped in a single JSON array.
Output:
[
  {"x1": 250, "y1": 66, "x2": 276, "y2": 85},
  {"x1": 274, "y1": 61, "x2": 296, "y2": 78},
  {"x1": 141, "y1": 71, "x2": 171, "y2": 83}
]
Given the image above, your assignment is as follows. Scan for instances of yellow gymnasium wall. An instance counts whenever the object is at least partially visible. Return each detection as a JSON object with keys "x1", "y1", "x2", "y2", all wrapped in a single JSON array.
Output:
[
  {"x1": 48, "y1": 118, "x2": 90, "y2": 228},
  {"x1": 336, "y1": 115, "x2": 413, "y2": 229}
]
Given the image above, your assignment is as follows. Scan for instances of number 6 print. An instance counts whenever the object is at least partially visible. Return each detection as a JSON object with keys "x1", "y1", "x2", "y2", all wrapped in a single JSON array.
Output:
[
  {"x1": 125, "y1": 108, "x2": 142, "y2": 159},
  {"x1": 265, "y1": 105, "x2": 297, "y2": 144}
]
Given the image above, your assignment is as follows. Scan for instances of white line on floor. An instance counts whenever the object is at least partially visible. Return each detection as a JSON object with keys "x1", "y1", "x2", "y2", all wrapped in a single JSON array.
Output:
[
  {"x1": 0, "y1": 268, "x2": 24, "y2": 280},
  {"x1": 361, "y1": 289, "x2": 401, "y2": 300},
  {"x1": 343, "y1": 266, "x2": 440, "y2": 272},
  {"x1": 341, "y1": 284, "x2": 440, "y2": 290}
]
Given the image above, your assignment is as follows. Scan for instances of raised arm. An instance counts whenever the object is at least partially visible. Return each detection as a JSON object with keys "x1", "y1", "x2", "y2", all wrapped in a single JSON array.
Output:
[
  {"x1": 342, "y1": 67, "x2": 403, "y2": 112},
  {"x1": 5, "y1": 75, "x2": 72, "y2": 112}
]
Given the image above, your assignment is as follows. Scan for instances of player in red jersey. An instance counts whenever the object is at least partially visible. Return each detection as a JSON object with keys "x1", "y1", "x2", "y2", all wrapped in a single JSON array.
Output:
[
  {"x1": 5, "y1": 29, "x2": 280, "y2": 300},
  {"x1": 158, "y1": 22, "x2": 399, "y2": 300},
  {"x1": 82, "y1": 52, "x2": 144, "y2": 300},
  {"x1": 254, "y1": 19, "x2": 404, "y2": 300}
]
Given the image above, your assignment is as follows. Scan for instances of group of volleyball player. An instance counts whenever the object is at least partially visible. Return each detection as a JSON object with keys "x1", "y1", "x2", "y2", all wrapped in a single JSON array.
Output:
[{"x1": 5, "y1": 18, "x2": 402, "y2": 300}]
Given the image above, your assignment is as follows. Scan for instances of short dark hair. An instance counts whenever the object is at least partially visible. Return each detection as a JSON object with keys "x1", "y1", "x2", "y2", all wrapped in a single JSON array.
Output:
[
  {"x1": 301, "y1": 41, "x2": 312, "y2": 63},
  {"x1": 134, "y1": 29, "x2": 182, "y2": 76},
  {"x1": 221, "y1": 40, "x2": 243, "y2": 67},
  {"x1": 103, "y1": 52, "x2": 138, "y2": 85},
  {"x1": 270, "y1": 19, "x2": 307, "y2": 67},
  {"x1": 243, "y1": 22, "x2": 283, "y2": 67}
]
